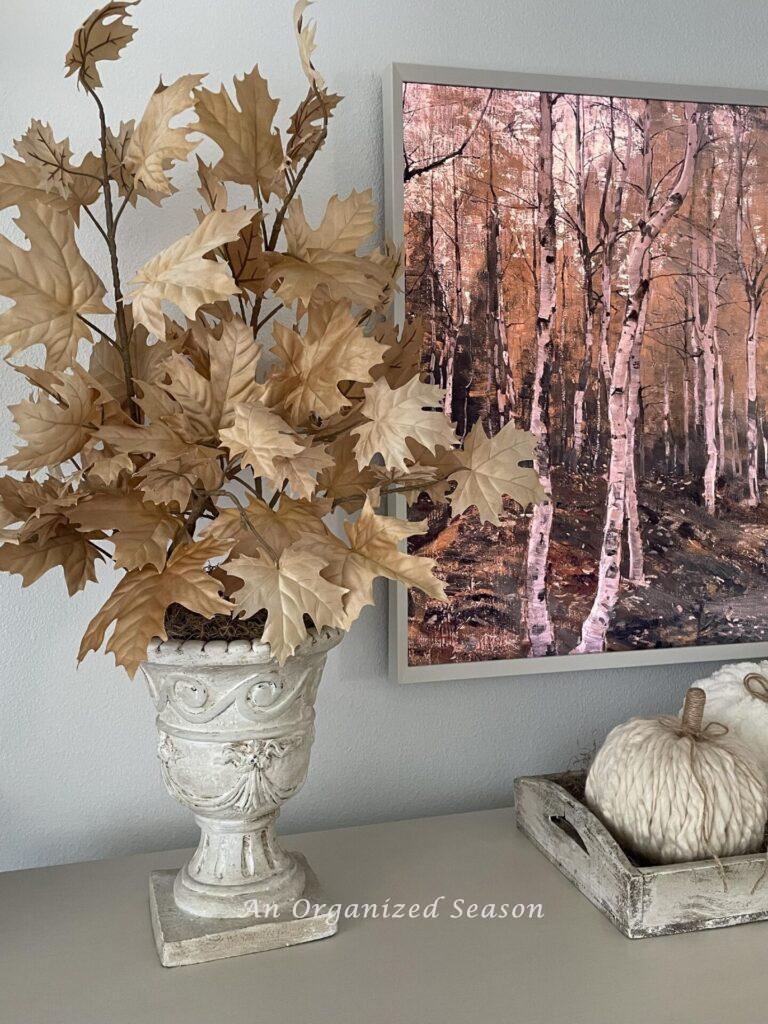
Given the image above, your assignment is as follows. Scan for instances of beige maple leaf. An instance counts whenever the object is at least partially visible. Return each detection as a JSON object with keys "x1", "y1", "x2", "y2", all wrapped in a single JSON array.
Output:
[
  {"x1": 310, "y1": 499, "x2": 445, "y2": 626},
  {"x1": 352, "y1": 377, "x2": 457, "y2": 473},
  {"x1": 317, "y1": 434, "x2": 381, "y2": 511},
  {"x1": 105, "y1": 120, "x2": 167, "y2": 206},
  {"x1": 87, "y1": 451, "x2": 134, "y2": 486},
  {"x1": 78, "y1": 534, "x2": 234, "y2": 677},
  {"x1": 286, "y1": 87, "x2": 341, "y2": 166},
  {"x1": 129, "y1": 208, "x2": 254, "y2": 337},
  {"x1": 0, "y1": 204, "x2": 109, "y2": 368},
  {"x1": 125, "y1": 74, "x2": 204, "y2": 195},
  {"x1": 272, "y1": 440, "x2": 334, "y2": 500},
  {"x1": 68, "y1": 490, "x2": 179, "y2": 571},
  {"x1": 0, "y1": 525, "x2": 104, "y2": 596},
  {"x1": 5, "y1": 371, "x2": 103, "y2": 471},
  {"x1": 266, "y1": 193, "x2": 391, "y2": 308},
  {"x1": 449, "y1": 420, "x2": 548, "y2": 525},
  {"x1": 293, "y1": 0, "x2": 325, "y2": 90},
  {"x1": 261, "y1": 299, "x2": 382, "y2": 424},
  {"x1": 65, "y1": 1, "x2": 138, "y2": 90},
  {"x1": 136, "y1": 448, "x2": 222, "y2": 509},
  {"x1": 160, "y1": 318, "x2": 259, "y2": 436},
  {"x1": 0, "y1": 152, "x2": 78, "y2": 218},
  {"x1": 227, "y1": 545, "x2": 345, "y2": 664},
  {"x1": 13, "y1": 121, "x2": 102, "y2": 207},
  {"x1": 219, "y1": 401, "x2": 303, "y2": 481},
  {"x1": 206, "y1": 494, "x2": 328, "y2": 560},
  {"x1": 88, "y1": 321, "x2": 172, "y2": 407},
  {"x1": 195, "y1": 67, "x2": 285, "y2": 200}
]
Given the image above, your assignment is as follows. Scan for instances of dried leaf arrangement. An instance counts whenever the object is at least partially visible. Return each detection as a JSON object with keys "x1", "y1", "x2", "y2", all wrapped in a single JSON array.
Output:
[{"x1": 0, "y1": 0, "x2": 545, "y2": 677}]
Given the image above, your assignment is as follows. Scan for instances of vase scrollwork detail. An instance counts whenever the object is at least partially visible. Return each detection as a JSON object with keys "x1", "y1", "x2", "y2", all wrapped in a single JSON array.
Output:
[{"x1": 142, "y1": 628, "x2": 342, "y2": 919}]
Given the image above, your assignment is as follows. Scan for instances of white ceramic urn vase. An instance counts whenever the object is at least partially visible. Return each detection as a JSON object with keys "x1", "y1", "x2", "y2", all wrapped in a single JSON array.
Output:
[{"x1": 140, "y1": 626, "x2": 342, "y2": 965}]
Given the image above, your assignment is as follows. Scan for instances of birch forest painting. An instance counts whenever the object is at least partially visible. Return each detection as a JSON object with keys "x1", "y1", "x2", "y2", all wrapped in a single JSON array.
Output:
[{"x1": 402, "y1": 79, "x2": 768, "y2": 668}]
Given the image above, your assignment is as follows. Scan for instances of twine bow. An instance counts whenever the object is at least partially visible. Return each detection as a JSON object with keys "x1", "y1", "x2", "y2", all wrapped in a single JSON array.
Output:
[{"x1": 744, "y1": 672, "x2": 768, "y2": 703}]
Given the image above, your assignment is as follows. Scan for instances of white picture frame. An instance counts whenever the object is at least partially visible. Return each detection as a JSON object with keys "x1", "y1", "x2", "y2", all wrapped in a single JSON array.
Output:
[{"x1": 384, "y1": 62, "x2": 768, "y2": 684}]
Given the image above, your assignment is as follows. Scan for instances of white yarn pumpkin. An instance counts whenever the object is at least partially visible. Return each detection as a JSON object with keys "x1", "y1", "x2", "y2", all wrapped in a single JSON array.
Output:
[
  {"x1": 585, "y1": 688, "x2": 768, "y2": 864},
  {"x1": 679, "y1": 661, "x2": 768, "y2": 775}
]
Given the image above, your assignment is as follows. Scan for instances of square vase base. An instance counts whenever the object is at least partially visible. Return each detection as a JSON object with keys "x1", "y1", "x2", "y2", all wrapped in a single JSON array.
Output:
[{"x1": 149, "y1": 854, "x2": 338, "y2": 967}]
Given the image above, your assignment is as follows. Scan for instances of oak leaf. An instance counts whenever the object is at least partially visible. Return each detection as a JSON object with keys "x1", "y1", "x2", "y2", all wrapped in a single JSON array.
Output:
[
  {"x1": 129, "y1": 208, "x2": 254, "y2": 337},
  {"x1": 352, "y1": 377, "x2": 457, "y2": 473},
  {"x1": 448, "y1": 420, "x2": 547, "y2": 525},
  {"x1": 5, "y1": 371, "x2": 103, "y2": 471},
  {"x1": 227, "y1": 545, "x2": 345, "y2": 664},
  {"x1": 65, "y1": 1, "x2": 138, "y2": 90},
  {"x1": 125, "y1": 74, "x2": 203, "y2": 196},
  {"x1": 195, "y1": 67, "x2": 285, "y2": 200},
  {"x1": 0, "y1": 204, "x2": 109, "y2": 368},
  {"x1": 78, "y1": 534, "x2": 235, "y2": 677},
  {"x1": 219, "y1": 401, "x2": 303, "y2": 481},
  {"x1": 68, "y1": 489, "x2": 179, "y2": 571},
  {"x1": 261, "y1": 300, "x2": 382, "y2": 424}
]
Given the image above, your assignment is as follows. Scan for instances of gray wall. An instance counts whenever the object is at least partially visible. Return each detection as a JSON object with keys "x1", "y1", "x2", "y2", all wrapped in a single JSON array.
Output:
[{"x1": 1, "y1": 0, "x2": 765, "y2": 872}]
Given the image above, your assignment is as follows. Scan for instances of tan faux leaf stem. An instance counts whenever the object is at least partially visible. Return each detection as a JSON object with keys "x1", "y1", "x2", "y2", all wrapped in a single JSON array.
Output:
[{"x1": 0, "y1": 0, "x2": 546, "y2": 674}]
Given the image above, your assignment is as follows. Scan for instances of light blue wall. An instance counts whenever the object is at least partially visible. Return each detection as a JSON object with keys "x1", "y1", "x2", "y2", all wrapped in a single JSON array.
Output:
[{"x1": 2, "y1": 0, "x2": 766, "y2": 871}]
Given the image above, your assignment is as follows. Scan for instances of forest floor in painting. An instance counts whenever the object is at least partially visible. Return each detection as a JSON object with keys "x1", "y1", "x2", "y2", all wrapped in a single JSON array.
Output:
[{"x1": 408, "y1": 471, "x2": 768, "y2": 666}]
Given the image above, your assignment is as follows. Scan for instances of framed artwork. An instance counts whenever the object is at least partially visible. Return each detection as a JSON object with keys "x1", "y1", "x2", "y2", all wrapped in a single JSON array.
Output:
[{"x1": 384, "y1": 63, "x2": 768, "y2": 683}]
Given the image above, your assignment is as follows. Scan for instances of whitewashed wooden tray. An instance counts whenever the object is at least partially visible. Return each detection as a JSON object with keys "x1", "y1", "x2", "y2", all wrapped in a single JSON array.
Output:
[{"x1": 515, "y1": 771, "x2": 768, "y2": 938}]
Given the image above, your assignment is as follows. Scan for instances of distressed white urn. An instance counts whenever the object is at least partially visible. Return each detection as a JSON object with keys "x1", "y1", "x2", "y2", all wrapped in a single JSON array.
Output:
[{"x1": 140, "y1": 626, "x2": 343, "y2": 965}]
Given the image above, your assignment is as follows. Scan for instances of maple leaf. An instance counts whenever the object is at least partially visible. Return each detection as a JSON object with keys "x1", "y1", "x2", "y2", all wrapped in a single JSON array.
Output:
[
  {"x1": 293, "y1": 0, "x2": 325, "y2": 90},
  {"x1": 352, "y1": 377, "x2": 457, "y2": 473},
  {"x1": 195, "y1": 67, "x2": 285, "y2": 201},
  {"x1": 219, "y1": 401, "x2": 303, "y2": 481},
  {"x1": 129, "y1": 208, "x2": 254, "y2": 337},
  {"x1": 266, "y1": 193, "x2": 392, "y2": 308},
  {"x1": 272, "y1": 440, "x2": 334, "y2": 500},
  {"x1": 0, "y1": 152, "x2": 78, "y2": 218},
  {"x1": 0, "y1": 204, "x2": 109, "y2": 368},
  {"x1": 317, "y1": 434, "x2": 381, "y2": 511},
  {"x1": 286, "y1": 87, "x2": 341, "y2": 166},
  {"x1": 449, "y1": 420, "x2": 548, "y2": 525},
  {"x1": 136, "y1": 448, "x2": 222, "y2": 509},
  {"x1": 105, "y1": 120, "x2": 167, "y2": 206},
  {"x1": 261, "y1": 299, "x2": 382, "y2": 424},
  {"x1": 309, "y1": 499, "x2": 446, "y2": 626},
  {"x1": 65, "y1": 1, "x2": 138, "y2": 90},
  {"x1": 78, "y1": 534, "x2": 234, "y2": 677},
  {"x1": 88, "y1": 321, "x2": 172, "y2": 406},
  {"x1": 13, "y1": 121, "x2": 102, "y2": 208},
  {"x1": 206, "y1": 494, "x2": 328, "y2": 560},
  {"x1": 160, "y1": 318, "x2": 259, "y2": 436},
  {"x1": 227, "y1": 545, "x2": 345, "y2": 664},
  {"x1": 125, "y1": 74, "x2": 203, "y2": 195},
  {"x1": 87, "y1": 451, "x2": 134, "y2": 486},
  {"x1": 68, "y1": 489, "x2": 179, "y2": 571},
  {"x1": 0, "y1": 526, "x2": 104, "y2": 596},
  {"x1": 5, "y1": 371, "x2": 103, "y2": 471}
]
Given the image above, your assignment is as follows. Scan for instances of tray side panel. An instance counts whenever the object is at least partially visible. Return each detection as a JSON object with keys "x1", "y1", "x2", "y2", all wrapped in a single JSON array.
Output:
[{"x1": 514, "y1": 775, "x2": 643, "y2": 938}]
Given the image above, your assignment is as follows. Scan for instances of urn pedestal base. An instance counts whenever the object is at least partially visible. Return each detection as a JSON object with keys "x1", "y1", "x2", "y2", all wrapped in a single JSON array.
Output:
[{"x1": 149, "y1": 854, "x2": 337, "y2": 967}]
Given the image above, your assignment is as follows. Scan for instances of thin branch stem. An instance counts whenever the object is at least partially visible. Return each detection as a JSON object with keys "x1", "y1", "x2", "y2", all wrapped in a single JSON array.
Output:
[{"x1": 77, "y1": 313, "x2": 116, "y2": 345}]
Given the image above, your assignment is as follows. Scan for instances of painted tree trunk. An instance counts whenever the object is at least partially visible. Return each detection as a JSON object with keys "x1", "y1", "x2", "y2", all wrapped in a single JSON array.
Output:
[
  {"x1": 525, "y1": 92, "x2": 556, "y2": 657},
  {"x1": 682, "y1": 358, "x2": 691, "y2": 475},
  {"x1": 626, "y1": 287, "x2": 648, "y2": 583},
  {"x1": 745, "y1": 296, "x2": 761, "y2": 505},
  {"x1": 571, "y1": 97, "x2": 596, "y2": 469},
  {"x1": 715, "y1": 333, "x2": 726, "y2": 472},
  {"x1": 574, "y1": 102, "x2": 700, "y2": 654}
]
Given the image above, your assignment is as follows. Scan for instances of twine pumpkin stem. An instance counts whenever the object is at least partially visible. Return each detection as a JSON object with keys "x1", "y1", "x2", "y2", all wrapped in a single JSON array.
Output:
[
  {"x1": 682, "y1": 687, "x2": 706, "y2": 732},
  {"x1": 743, "y1": 672, "x2": 768, "y2": 703}
]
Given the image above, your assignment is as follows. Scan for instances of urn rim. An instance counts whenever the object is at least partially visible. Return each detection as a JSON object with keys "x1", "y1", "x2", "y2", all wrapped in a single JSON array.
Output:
[{"x1": 144, "y1": 625, "x2": 344, "y2": 667}]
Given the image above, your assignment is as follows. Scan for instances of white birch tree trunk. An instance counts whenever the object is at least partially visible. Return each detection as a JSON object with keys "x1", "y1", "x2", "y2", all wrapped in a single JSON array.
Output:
[
  {"x1": 525, "y1": 93, "x2": 556, "y2": 657},
  {"x1": 574, "y1": 102, "x2": 701, "y2": 654}
]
